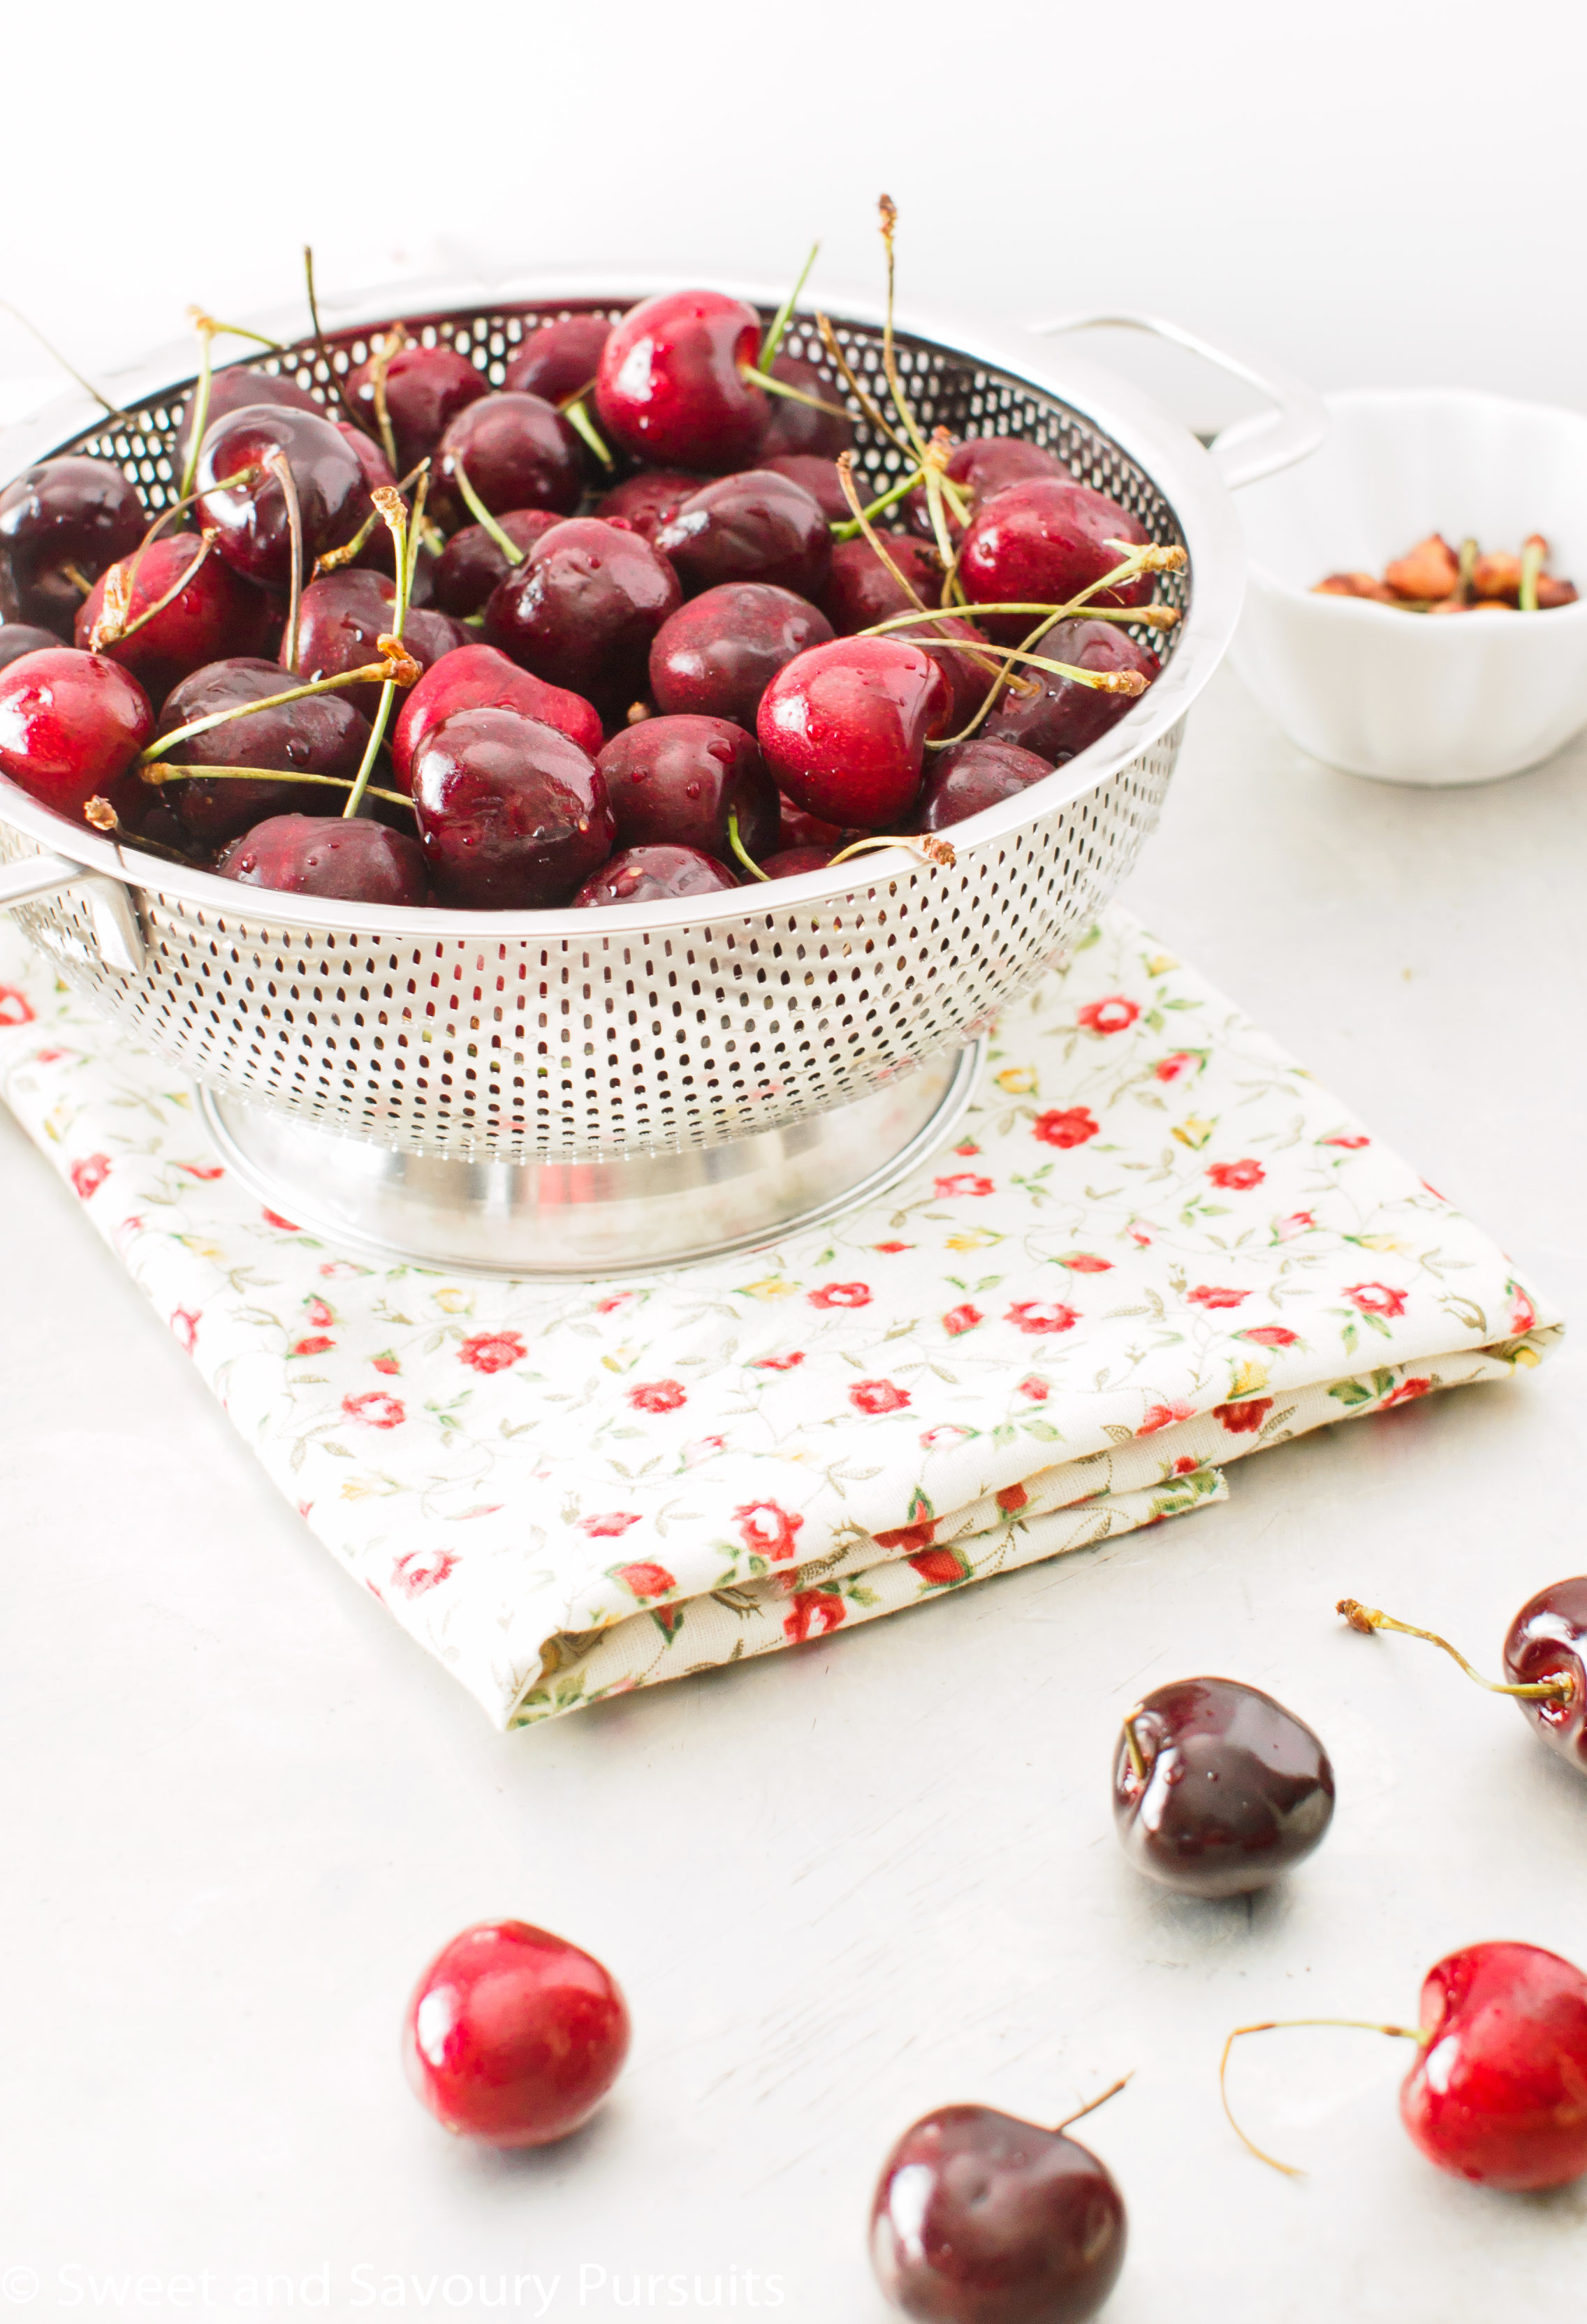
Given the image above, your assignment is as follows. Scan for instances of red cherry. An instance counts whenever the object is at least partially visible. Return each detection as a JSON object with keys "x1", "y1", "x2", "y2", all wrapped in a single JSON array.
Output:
[
  {"x1": 657, "y1": 470, "x2": 831, "y2": 602},
  {"x1": 914, "y1": 737, "x2": 1055, "y2": 832},
  {"x1": 392, "y1": 642, "x2": 602, "y2": 788},
  {"x1": 595, "y1": 470, "x2": 704, "y2": 544},
  {"x1": 0, "y1": 457, "x2": 147, "y2": 636},
  {"x1": 76, "y1": 534, "x2": 278, "y2": 702},
  {"x1": 196, "y1": 406, "x2": 366, "y2": 591},
  {"x1": 758, "y1": 353, "x2": 853, "y2": 460},
  {"x1": 594, "y1": 290, "x2": 766, "y2": 473},
  {"x1": 757, "y1": 637, "x2": 953, "y2": 829},
  {"x1": 648, "y1": 581, "x2": 833, "y2": 730},
  {"x1": 904, "y1": 434, "x2": 1065, "y2": 539},
  {"x1": 983, "y1": 618, "x2": 1158, "y2": 763},
  {"x1": 777, "y1": 794, "x2": 847, "y2": 852},
  {"x1": 503, "y1": 316, "x2": 612, "y2": 404},
  {"x1": 958, "y1": 479, "x2": 1151, "y2": 640},
  {"x1": 346, "y1": 342, "x2": 488, "y2": 471},
  {"x1": 573, "y1": 843, "x2": 738, "y2": 908},
  {"x1": 0, "y1": 624, "x2": 65, "y2": 671},
  {"x1": 170, "y1": 366, "x2": 322, "y2": 487},
  {"x1": 217, "y1": 813, "x2": 429, "y2": 905},
  {"x1": 761, "y1": 844, "x2": 831, "y2": 878},
  {"x1": 1504, "y1": 1579, "x2": 1587, "y2": 1772},
  {"x1": 821, "y1": 534, "x2": 944, "y2": 635},
  {"x1": 1400, "y1": 1943, "x2": 1587, "y2": 2191},
  {"x1": 483, "y1": 518, "x2": 681, "y2": 725},
  {"x1": 411, "y1": 706, "x2": 614, "y2": 908},
  {"x1": 156, "y1": 656, "x2": 372, "y2": 842},
  {"x1": 430, "y1": 510, "x2": 562, "y2": 618},
  {"x1": 403, "y1": 1919, "x2": 630, "y2": 2149},
  {"x1": 597, "y1": 714, "x2": 778, "y2": 860},
  {"x1": 432, "y1": 393, "x2": 583, "y2": 525},
  {"x1": 288, "y1": 570, "x2": 466, "y2": 717},
  {"x1": 759, "y1": 453, "x2": 856, "y2": 524},
  {"x1": 0, "y1": 646, "x2": 152, "y2": 816}
]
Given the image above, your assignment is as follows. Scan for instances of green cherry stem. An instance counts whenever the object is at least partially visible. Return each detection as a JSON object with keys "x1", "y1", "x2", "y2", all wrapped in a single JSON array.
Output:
[
  {"x1": 1519, "y1": 534, "x2": 1545, "y2": 612},
  {"x1": 139, "y1": 763, "x2": 414, "y2": 813},
  {"x1": 267, "y1": 448, "x2": 307, "y2": 675},
  {"x1": 759, "y1": 240, "x2": 821, "y2": 372},
  {"x1": 726, "y1": 810, "x2": 770, "y2": 882},
  {"x1": 92, "y1": 531, "x2": 216, "y2": 655},
  {"x1": 814, "y1": 310, "x2": 913, "y2": 457},
  {"x1": 0, "y1": 298, "x2": 131, "y2": 424},
  {"x1": 302, "y1": 245, "x2": 370, "y2": 438},
  {"x1": 829, "y1": 465, "x2": 928, "y2": 540},
  {"x1": 451, "y1": 453, "x2": 525, "y2": 562},
  {"x1": 344, "y1": 477, "x2": 425, "y2": 821},
  {"x1": 1336, "y1": 1598, "x2": 1574, "y2": 1701},
  {"x1": 561, "y1": 397, "x2": 614, "y2": 469},
  {"x1": 143, "y1": 656, "x2": 421, "y2": 760},
  {"x1": 739, "y1": 366, "x2": 852, "y2": 422}
]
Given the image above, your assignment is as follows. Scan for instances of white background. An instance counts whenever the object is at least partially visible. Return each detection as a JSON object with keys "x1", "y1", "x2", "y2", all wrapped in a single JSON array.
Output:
[{"x1": 3, "y1": 6, "x2": 1587, "y2": 2321}]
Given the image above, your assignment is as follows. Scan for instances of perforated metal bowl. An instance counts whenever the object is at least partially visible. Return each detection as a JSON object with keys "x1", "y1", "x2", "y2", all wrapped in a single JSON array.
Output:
[{"x1": 0, "y1": 279, "x2": 1319, "y2": 1272}]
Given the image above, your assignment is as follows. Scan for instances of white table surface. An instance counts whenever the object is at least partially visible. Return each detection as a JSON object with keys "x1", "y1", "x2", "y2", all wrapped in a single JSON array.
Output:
[{"x1": 3, "y1": 665, "x2": 1584, "y2": 2323}]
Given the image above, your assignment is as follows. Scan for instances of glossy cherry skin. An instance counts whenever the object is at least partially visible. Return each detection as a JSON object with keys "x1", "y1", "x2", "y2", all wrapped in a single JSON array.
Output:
[
  {"x1": 346, "y1": 342, "x2": 488, "y2": 471},
  {"x1": 573, "y1": 843, "x2": 738, "y2": 909},
  {"x1": 75, "y1": 533, "x2": 278, "y2": 702},
  {"x1": 914, "y1": 737, "x2": 1054, "y2": 832},
  {"x1": 0, "y1": 622, "x2": 85, "y2": 670},
  {"x1": 594, "y1": 470, "x2": 703, "y2": 543},
  {"x1": 760, "y1": 453, "x2": 855, "y2": 523},
  {"x1": 216, "y1": 812, "x2": 429, "y2": 905},
  {"x1": 648, "y1": 581, "x2": 833, "y2": 729},
  {"x1": 504, "y1": 315, "x2": 613, "y2": 404},
  {"x1": 777, "y1": 793, "x2": 848, "y2": 852},
  {"x1": 156, "y1": 656, "x2": 372, "y2": 843},
  {"x1": 411, "y1": 707, "x2": 613, "y2": 909},
  {"x1": 0, "y1": 457, "x2": 147, "y2": 635},
  {"x1": 597, "y1": 714, "x2": 777, "y2": 861},
  {"x1": 822, "y1": 534, "x2": 944, "y2": 634},
  {"x1": 657, "y1": 470, "x2": 831, "y2": 602},
  {"x1": 404, "y1": 1918, "x2": 630, "y2": 2148},
  {"x1": 432, "y1": 392, "x2": 583, "y2": 525},
  {"x1": 761, "y1": 844, "x2": 831, "y2": 878},
  {"x1": 392, "y1": 643, "x2": 603, "y2": 788},
  {"x1": 1502, "y1": 1577, "x2": 1587, "y2": 1772},
  {"x1": 195, "y1": 406, "x2": 365, "y2": 591},
  {"x1": 483, "y1": 518, "x2": 682, "y2": 725},
  {"x1": 0, "y1": 647, "x2": 153, "y2": 816},
  {"x1": 758, "y1": 353, "x2": 853, "y2": 459},
  {"x1": 888, "y1": 613, "x2": 995, "y2": 731},
  {"x1": 983, "y1": 620, "x2": 1157, "y2": 763},
  {"x1": 431, "y1": 510, "x2": 562, "y2": 618},
  {"x1": 905, "y1": 436, "x2": 1065, "y2": 540},
  {"x1": 287, "y1": 570, "x2": 467, "y2": 717},
  {"x1": 959, "y1": 480, "x2": 1151, "y2": 640},
  {"x1": 1401, "y1": 1942, "x2": 1587, "y2": 2190},
  {"x1": 1113, "y1": 1677, "x2": 1335, "y2": 1899},
  {"x1": 595, "y1": 290, "x2": 766, "y2": 473},
  {"x1": 171, "y1": 365, "x2": 322, "y2": 476},
  {"x1": 871, "y1": 2104, "x2": 1126, "y2": 2324},
  {"x1": 758, "y1": 636, "x2": 953, "y2": 830}
]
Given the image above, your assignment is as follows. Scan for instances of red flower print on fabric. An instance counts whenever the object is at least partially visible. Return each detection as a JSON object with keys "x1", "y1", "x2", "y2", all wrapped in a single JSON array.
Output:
[
  {"x1": 371, "y1": 1353, "x2": 400, "y2": 1376},
  {"x1": 611, "y1": 1561, "x2": 676, "y2": 1601},
  {"x1": 909, "y1": 1548, "x2": 968, "y2": 1589},
  {"x1": 580, "y1": 1511, "x2": 641, "y2": 1538},
  {"x1": 1139, "y1": 1400, "x2": 1194, "y2": 1434},
  {"x1": 69, "y1": 1153, "x2": 111, "y2": 1200},
  {"x1": 783, "y1": 1589, "x2": 845, "y2": 1643},
  {"x1": 752, "y1": 1351, "x2": 805, "y2": 1371},
  {"x1": 0, "y1": 985, "x2": 35, "y2": 1027},
  {"x1": 304, "y1": 1297, "x2": 333, "y2": 1328},
  {"x1": 393, "y1": 1549, "x2": 458, "y2": 1597},
  {"x1": 942, "y1": 1304, "x2": 983, "y2": 1337},
  {"x1": 1186, "y1": 1285, "x2": 1249, "y2": 1310},
  {"x1": 808, "y1": 1281, "x2": 872, "y2": 1309},
  {"x1": 875, "y1": 1518, "x2": 937, "y2": 1553},
  {"x1": 1154, "y1": 1050, "x2": 1195, "y2": 1083},
  {"x1": 1032, "y1": 1106, "x2": 1099, "y2": 1150},
  {"x1": 1016, "y1": 1376, "x2": 1049, "y2": 1402},
  {"x1": 1214, "y1": 1397, "x2": 1274, "y2": 1434},
  {"x1": 1382, "y1": 1378, "x2": 1432, "y2": 1408},
  {"x1": 996, "y1": 1483, "x2": 1030, "y2": 1514},
  {"x1": 1275, "y1": 1212, "x2": 1315, "y2": 1242},
  {"x1": 1077, "y1": 995, "x2": 1139, "y2": 1036},
  {"x1": 458, "y1": 1330, "x2": 527, "y2": 1374},
  {"x1": 872, "y1": 1241, "x2": 912, "y2": 1254},
  {"x1": 342, "y1": 1390, "x2": 405, "y2": 1429},
  {"x1": 1322, "y1": 1133, "x2": 1370, "y2": 1150},
  {"x1": 627, "y1": 1378, "x2": 686, "y2": 1413},
  {"x1": 1509, "y1": 1284, "x2": 1537, "y2": 1334},
  {"x1": 1005, "y1": 1300, "x2": 1079, "y2": 1335},
  {"x1": 170, "y1": 1309, "x2": 200, "y2": 1354},
  {"x1": 291, "y1": 1335, "x2": 335, "y2": 1358},
  {"x1": 1240, "y1": 1325, "x2": 1299, "y2": 1348},
  {"x1": 1208, "y1": 1159, "x2": 1265, "y2": 1191},
  {"x1": 1058, "y1": 1252, "x2": 1112, "y2": 1274},
  {"x1": 1345, "y1": 1282, "x2": 1407, "y2": 1318},
  {"x1": 933, "y1": 1172, "x2": 994, "y2": 1200},
  {"x1": 735, "y1": 1501, "x2": 804, "y2": 1560},
  {"x1": 175, "y1": 1161, "x2": 226, "y2": 1180},
  {"x1": 850, "y1": 1378, "x2": 911, "y2": 1415},
  {"x1": 594, "y1": 1292, "x2": 634, "y2": 1316},
  {"x1": 261, "y1": 1208, "x2": 300, "y2": 1231}
]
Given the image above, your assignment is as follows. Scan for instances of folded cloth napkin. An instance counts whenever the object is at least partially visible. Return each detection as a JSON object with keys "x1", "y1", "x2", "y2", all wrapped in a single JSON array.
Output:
[{"x1": 0, "y1": 909, "x2": 1559, "y2": 1728}]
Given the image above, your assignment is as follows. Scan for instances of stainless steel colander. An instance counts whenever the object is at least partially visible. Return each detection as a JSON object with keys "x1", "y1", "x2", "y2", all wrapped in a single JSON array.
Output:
[{"x1": 0, "y1": 279, "x2": 1322, "y2": 1273}]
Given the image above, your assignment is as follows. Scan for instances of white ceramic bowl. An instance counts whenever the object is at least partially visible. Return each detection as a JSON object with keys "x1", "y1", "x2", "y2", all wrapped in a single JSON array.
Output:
[{"x1": 1224, "y1": 388, "x2": 1587, "y2": 784}]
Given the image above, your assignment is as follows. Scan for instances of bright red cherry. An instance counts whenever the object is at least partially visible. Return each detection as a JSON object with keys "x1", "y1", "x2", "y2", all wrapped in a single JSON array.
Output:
[
  {"x1": 758, "y1": 353, "x2": 853, "y2": 459},
  {"x1": 392, "y1": 643, "x2": 603, "y2": 788},
  {"x1": 914, "y1": 736, "x2": 1054, "y2": 832},
  {"x1": 595, "y1": 470, "x2": 703, "y2": 543},
  {"x1": 648, "y1": 581, "x2": 833, "y2": 729},
  {"x1": 822, "y1": 534, "x2": 944, "y2": 635},
  {"x1": 411, "y1": 706, "x2": 614, "y2": 908},
  {"x1": 195, "y1": 406, "x2": 366, "y2": 591},
  {"x1": 403, "y1": 1919, "x2": 630, "y2": 2148},
  {"x1": 503, "y1": 316, "x2": 612, "y2": 403},
  {"x1": 75, "y1": 533, "x2": 279, "y2": 703},
  {"x1": 1504, "y1": 1579, "x2": 1587, "y2": 1772},
  {"x1": 0, "y1": 647, "x2": 152, "y2": 816},
  {"x1": 156, "y1": 656, "x2": 372, "y2": 842},
  {"x1": 432, "y1": 392, "x2": 583, "y2": 525},
  {"x1": 430, "y1": 510, "x2": 562, "y2": 618},
  {"x1": 170, "y1": 365, "x2": 322, "y2": 482},
  {"x1": 905, "y1": 435, "x2": 1065, "y2": 538},
  {"x1": 757, "y1": 635, "x2": 953, "y2": 829},
  {"x1": 983, "y1": 619, "x2": 1157, "y2": 763},
  {"x1": 597, "y1": 714, "x2": 778, "y2": 861},
  {"x1": 958, "y1": 479, "x2": 1152, "y2": 640},
  {"x1": 217, "y1": 813, "x2": 429, "y2": 905},
  {"x1": 759, "y1": 453, "x2": 855, "y2": 523},
  {"x1": 483, "y1": 518, "x2": 681, "y2": 724},
  {"x1": 1400, "y1": 1943, "x2": 1587, "y2": 2191},
  {"x1": 594, "y1": 290, "x2": 766, "y2": 473},
  {"x1": 871, "y1": 2102, "x2": 1127, "y2": 2324},
  {"x1": 0, "y1": 457, "x2": 147, "y2": 636},
  {"x1": 573, "y1": 844, "x2": 738, "y2": 908},
  {"x1": 345, "y1": 341, "x2": 488, "y2": 471}
]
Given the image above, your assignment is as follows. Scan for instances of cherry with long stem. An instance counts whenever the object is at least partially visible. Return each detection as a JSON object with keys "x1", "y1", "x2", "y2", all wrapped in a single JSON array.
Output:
[
  {"x1": 303, "y1": 244, "x2": 370, "y2": 438},
  {"x1": 449, "y1": 454, "x2": 526, "y2": 565},
  {"x1": 343, "y1": 479, "x2": 423, "y2": 820},
  {"x1": 365, "y1": 323, "x2": 408, "y2": 474},
  {"x1": 835, "y1": 451, "x2": 1010, "y2": 695},
  {"x1": 726, "y1": 809, "x2": 769, "y2": 882},
  {"x1": 177, "y1": 309, "x2": 286, "y2": 500},
  {"x1": 143, "y1": 651, "x2": 421, "y2": 760},
  {"x1": 1336, "y1": 1598, "x2": 1576, "y2": 1703},
  {"x1": 759, "y1": 242, "x2": 820, "y2": 374},
  {"x1": 312, "y1": 457, "x2": 428, "y2": 577},
  {"x1": 89, "y1": 531, "x2": 218, "y2": 656},
  {"x1": 267, "y1": 448, "x2": 307, "y2": 672},
  {"x1": 1220, "y1": 2018, "x2": 1425, "y2": 2178},
  {"x1": 139, "y1": 761, "x2": 414, "y2": 814}
]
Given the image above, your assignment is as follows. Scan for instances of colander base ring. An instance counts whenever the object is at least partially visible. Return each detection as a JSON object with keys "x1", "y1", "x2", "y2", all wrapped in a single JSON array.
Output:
[{"x1": 196, "y1": 1040, "x2": 985, "y2": 1280}]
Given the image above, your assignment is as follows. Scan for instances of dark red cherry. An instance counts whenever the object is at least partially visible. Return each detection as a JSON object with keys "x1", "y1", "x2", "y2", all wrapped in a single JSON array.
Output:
[
  {"x1": 0, "y1": 647, "x2": 152, "y2": 815},
  {"x1": 594, "y1": 290, "x2": 766, "y2": 473},
  {"x1": 288, "y1": 570, "x2": 466, "y2": 716},
  {"x1": 0, "y1": 622, "x2": 79, "y2": 671},
  {"x1": 75, "y1": 533, "x2": 277, "y2": 701},
  {"x1": 777, "y1": 794, "x2": 847, "y2": 851},
  {"x1": 1400, "y1": 1942, "x2": 1587, "y2": 2191},
  {"x1": 345, "y1": 341, "x2": 488, "y2": 471},
  {"x1": 892, "y1": 612, "x2": 995, "y2": 730},
  {"x1": 914, "y1": 737, "x2": 1055, "y2": 832},
  {"x1": 170, "y1": 365, "x2": 321, "y2": 484},
  {"x1": 216, "y1": 812, "x2": 429, "y2": 905},
  {"x1": 411, "y1": 706, "x2": 613, "y2": 909},
  {"x1": 758, "y1": 637, "x2": 952, "y2": 830},
  {"x1": 432, "y1": 392, "x2": 583, "y2": 524},
  {"x1": 822, "y1": 534, "x2": 944, "y2": 634},
  {"x1": 983, "y1": 619, "x2": 1157, "y2": 763},
  {"x1": 156, "y1": 657, "x2": 372, "y2": 842},
  {"x1": 0, "y1": 457, "x2": 147, "y2": 636},
  {"x1": 758, "y1": 353, "x2": 853, "y2": 459},
  {"x1": 761, "y1": 844, "x2": 831, "y2": 878},
  {"x1": 573, "y1": 843, "x2": 738, "y2": 908},
  {"x1": 403, "y1": 1919, "x2": 630, "y2": 2149},
  {"x1": 905, "y1": 435, "x2": 1065, "y2": 539},
  {"x1": 1113, "y1": 1676, "x2": 1335, "y2": 1899},
  {"x1": 483, "y1": 518, "x2": 681, "y2": 725},
  {"x1": 430, "y1": 510, "x2": 562, "y2": 618},
  {"x1": 871, "y1": 2103, "x2": 1126, "y2": 2324},
  {"x1": 656, "y1": 470, "x2": 831, "y2": 601},
  {"x1": 1503, "y1": 1579, "x2": 1587, "y2": 1772},
  {"x1": 594, "y1": 470, "x2": 703, "y2": 544},
  {"x1": 648, "y1": 581, "x2": 833, "y2": 729},
  {"x1": 759, "y1": 452, "x2": 857, "y2": 524},
  {"x1": 503, "y1": 315, "x2": 612, "y2": 404},
  {"x1": 392, "y1": 642, "x2": 603, "y2": 788},
  {"x1": 959, "y1": 480, "x2": 1151, "y2": 640},
  {"x1": 597, "y1": 714, "x2": 777, "y2": 861},
  {"x1": 195, "y1": 406, "x2": 366, "y2": 591}
]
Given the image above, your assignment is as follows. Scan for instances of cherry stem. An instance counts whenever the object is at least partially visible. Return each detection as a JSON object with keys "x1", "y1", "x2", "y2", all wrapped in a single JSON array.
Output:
[
  {"x1": 740, "y1": 366, "x2": 852, "y2": 423},
  {"x1": 313, "y1": 460, "x2": 428, "y2": 577},
  {"x1": 726, "y1": 810, "x2": 769, "y2": 883},
  {"x1": 1456, "y1": 536, "x2": 1477, "y2": 606},
  {"x1": 62, "y1": 563, "x2": 96, "y2": 600},
  {"x1": 81, "y1": 797, "x2": 198, "y2": 866},
  {"x1": 367, "y1": 323, "x2": 407, "y2": 475},
  {"x1": 92, "y1": 530, "x2": 215, "y2": 655},
  {"x1": 1120, "y1": 1712, "x2": 1146, "y2": 1785},
  {"x1": 106, "y1": 466, "x2": 257, "y2": 636},
  {"x1": 826, "y1": 832, "x2": 956, "y2": 872},
  {"x1": 144, "y1": 655, "x2": 421, "y2": 760},
  {"x1": 1220, "y1": 2017, "x2": 1426, "y2": 2179},
  {"x1": 836, "y1": 453, "x2": 928, "y2": 612},
  {"x1": 829, "y1": 465, "x2": 928, "y2": 540},
  {"x1": 759, "y1": 241, "x2": 821, "y2": 373},
  {"x1": 1052, "y1": 2071, "x2": 1132, "y2": 2138},
  {"x1": 343, "y1": 478, "x2": 423, "y2": 821},
  {"x1": 178, "y1": 316, "x2": 215, "y2": 502},
  {"x1": 0, "y1": 297, "x2": 130, "y2": 423},
  {"x1": 1336, "y1": 1598, "x2": 1574, "y2": 1701},
  {"x1": 267, "y1": 448, "x2": 306, "y2": 675},
  {"x1": 302, "y1": 245, "x2": 370, "y2": 439},
  {"x1": 562, "y1": 397, "x2": 614, "y2": 469},
  {"x1": 451, "y1": 453, "x2": 525, "y2": 562},
  {"x1": 1519, "y1": 534, "x2": 1545, "y2": 612},
  {"x1": 139, "y1": 762, "x2": 414, "y2": 813},
  {"x1": 814, "y1": 309, "x2": 912, "y2": 458}
]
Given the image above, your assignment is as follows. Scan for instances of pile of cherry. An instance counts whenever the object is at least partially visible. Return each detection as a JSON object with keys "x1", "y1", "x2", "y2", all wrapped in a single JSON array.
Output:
[
  {"x1": 403, "y1": 1574, "x2": 1587, "y2": 2323},
  {"x1": 0, "y1": 260, "x2": 1174, "y2": 915}
]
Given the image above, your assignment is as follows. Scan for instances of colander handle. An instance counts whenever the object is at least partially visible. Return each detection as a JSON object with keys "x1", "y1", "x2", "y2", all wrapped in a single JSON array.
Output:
[
  {"x1": 1030, "y1": 311, "x2": 1327, "y2": 490},
  {"x1": 0, "y1": 850, "x2": 146, "y2": 976}
]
